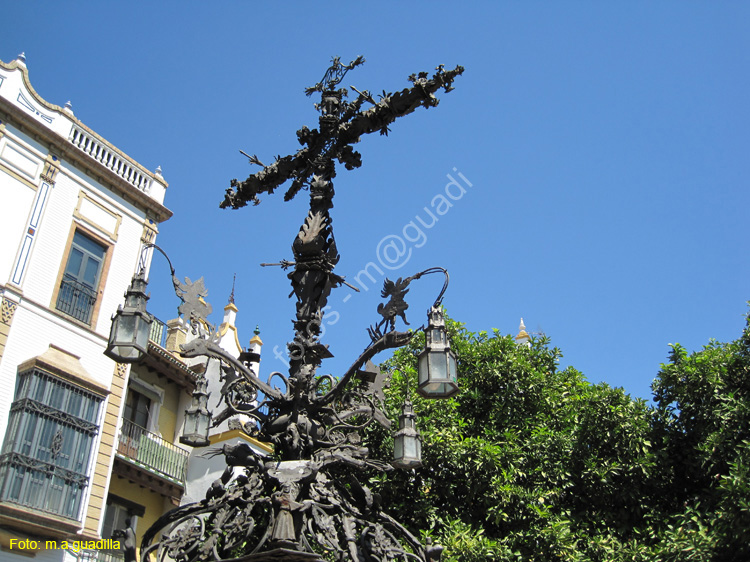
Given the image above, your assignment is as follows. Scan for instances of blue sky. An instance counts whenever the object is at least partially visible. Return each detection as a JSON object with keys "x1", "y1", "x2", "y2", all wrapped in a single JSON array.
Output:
[{"x1": 5, "y1": 2, "x2": 749, "y2": 401}]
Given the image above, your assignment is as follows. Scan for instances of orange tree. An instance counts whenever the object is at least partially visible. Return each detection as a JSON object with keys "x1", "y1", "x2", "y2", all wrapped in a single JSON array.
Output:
[
  {"x1": 363, "y1": 311, "x2": 750, "y2": 561},
  {"x1": 363, "y1": 315, "x2": 656, "y2": 561}
]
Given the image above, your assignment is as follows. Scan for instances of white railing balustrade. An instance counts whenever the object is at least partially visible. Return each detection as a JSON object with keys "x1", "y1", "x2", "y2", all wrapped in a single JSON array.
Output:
[{"x1": 68, "y1": 125, "x2": 153, "y2": 194}]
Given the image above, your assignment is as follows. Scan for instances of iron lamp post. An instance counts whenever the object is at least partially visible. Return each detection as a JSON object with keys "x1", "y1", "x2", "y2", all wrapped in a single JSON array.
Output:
[{"x1": 124, "y1": 57, "x2": 463, "y2": 562}]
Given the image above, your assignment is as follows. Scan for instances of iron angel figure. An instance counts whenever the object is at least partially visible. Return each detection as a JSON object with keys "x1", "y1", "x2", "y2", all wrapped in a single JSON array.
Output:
[{"x1": 141, "y1": 57, "x2": 462, "y2": 562}]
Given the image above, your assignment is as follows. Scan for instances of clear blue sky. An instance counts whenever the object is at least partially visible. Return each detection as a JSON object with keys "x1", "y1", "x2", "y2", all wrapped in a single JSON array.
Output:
[{"x1": 5, "y1": 2, "x2": 748, "y2": 401}]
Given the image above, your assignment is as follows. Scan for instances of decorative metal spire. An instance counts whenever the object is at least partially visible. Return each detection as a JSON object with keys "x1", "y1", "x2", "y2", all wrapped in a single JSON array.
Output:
[{"x1": 229, "y1": 272, "x2": 236, "y2": 304}]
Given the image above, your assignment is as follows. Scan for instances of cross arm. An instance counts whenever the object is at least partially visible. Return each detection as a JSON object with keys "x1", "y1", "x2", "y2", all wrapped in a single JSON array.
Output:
[
  {"x1": 222, "y1": 147, "x2": 313, "y2": 209},
  {"x1": 336, "y1": 64, "x2": 464, "y2": 145}
]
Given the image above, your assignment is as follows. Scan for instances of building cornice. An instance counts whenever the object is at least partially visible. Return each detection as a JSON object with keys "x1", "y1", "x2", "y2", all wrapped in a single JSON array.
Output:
[{"x1": 140, "y1": 340, "x2": 198, "y2": 391}]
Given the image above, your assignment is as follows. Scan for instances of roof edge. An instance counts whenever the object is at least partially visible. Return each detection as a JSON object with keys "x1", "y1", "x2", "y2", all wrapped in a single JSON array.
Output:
[{"x1": 0, "y1": 58, "x2": 172, "y2": 223}]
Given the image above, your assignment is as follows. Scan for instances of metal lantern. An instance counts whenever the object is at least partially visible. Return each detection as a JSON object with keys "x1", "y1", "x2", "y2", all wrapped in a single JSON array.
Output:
[
  {"x1": 105, "y1": 273, "x2": 153, "y2": 363},
  {"x1": 392, "y1": 399, "x2": 422, "y2": 469},
  {"x1": 180, "y1": 375, "x2": 212, "y2": 447},
  {"x1": 417, "y1": 306, "x2": 459, "y2": 399}
]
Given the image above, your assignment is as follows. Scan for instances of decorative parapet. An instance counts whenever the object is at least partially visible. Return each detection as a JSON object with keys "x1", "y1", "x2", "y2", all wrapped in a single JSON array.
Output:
[{"x1": 68, "y1": 123, "x2": 152, "y2": 194}]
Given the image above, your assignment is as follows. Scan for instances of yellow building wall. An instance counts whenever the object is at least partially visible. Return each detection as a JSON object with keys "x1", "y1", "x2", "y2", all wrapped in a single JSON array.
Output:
[
  {"x1": 82, "y1": 362, "x2": 128, "y2": 538},
  {"x1": 107, "y1": 476, "x2": 172, "y2": 552},
  {"x1": 130, "y1": 367, "x2": 183, "y2": 441},
  {"x1": 105, "y1": 363, "x2": 188, "y2": 554}
]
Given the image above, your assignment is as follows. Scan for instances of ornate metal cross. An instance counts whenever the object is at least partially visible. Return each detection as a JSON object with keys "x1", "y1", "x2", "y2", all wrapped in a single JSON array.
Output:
[{"x1": 139, "y1": 57, "x2": 462, "y2": 562}]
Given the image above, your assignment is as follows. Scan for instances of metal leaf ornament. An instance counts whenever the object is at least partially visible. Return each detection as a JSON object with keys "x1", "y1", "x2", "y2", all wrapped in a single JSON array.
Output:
[{"x1": 298, "y1": 211, "x2": 327, "y2": 245}]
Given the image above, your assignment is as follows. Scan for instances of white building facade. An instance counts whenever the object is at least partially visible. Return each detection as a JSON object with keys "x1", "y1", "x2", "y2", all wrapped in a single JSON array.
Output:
[{"x1": 0, "y1": 54, "x2": 171, "y2": 560}]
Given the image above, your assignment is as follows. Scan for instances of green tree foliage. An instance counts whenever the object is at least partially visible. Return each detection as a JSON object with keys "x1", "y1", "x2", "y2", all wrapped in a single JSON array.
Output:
[
  {"x1": 363, "y1": 311, "x2": 750, "y2": 561},
  {"x1": 651, "y1": 313, "x2": 750, "y2": 561}
]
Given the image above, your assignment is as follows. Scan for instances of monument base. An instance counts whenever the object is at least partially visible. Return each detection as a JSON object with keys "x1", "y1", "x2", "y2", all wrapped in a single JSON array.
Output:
[{"x1": 231, "y1": 548, "x2": 326, "y2": 562}]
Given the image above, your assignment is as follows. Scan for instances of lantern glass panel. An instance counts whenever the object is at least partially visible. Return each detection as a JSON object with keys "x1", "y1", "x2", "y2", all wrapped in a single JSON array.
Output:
[
  {"x1": 196, "y1": 410, "x2": 210, "y2": 435},
  {"x1": 107, "y1": 314, "x2": 140, "y2": 362},
  {"x1": 135, "y1": 315, "x2": 150, "y2": 347},
  {"x1": 428, "y1": 351, "x2": 448, "y2": 381},
  {"x1": 183, "y1": 412, "x2": 196, "y2": 435},
  {"x1": 404, "y1": 434, "x2": 420, "y2": 459},
  {"x1": 448, "y1": 351, "x2": 457, "y2": 382},
  {"x1": 432, "y1": 328, "x2": 442, "y2": 343},
  {"x1": 117, "y1": 314, "x2": 136, "y2": 344},
  {"x1": 115, "y1": 345, "x2": 139, "y2": 362},
  {"x1": 418, "y1": 352, "x2": 428, "y2": 386}
]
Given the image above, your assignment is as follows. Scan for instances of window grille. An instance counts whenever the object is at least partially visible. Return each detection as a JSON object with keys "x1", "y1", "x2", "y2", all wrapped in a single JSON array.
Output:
[{"x1": 0, "y1": 368, "x2": 102, "y2": 520}]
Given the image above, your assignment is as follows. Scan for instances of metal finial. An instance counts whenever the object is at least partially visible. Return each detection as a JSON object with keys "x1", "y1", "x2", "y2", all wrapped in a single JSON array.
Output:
[
  {"x1": 17, "y1": 52, "x2": 26, "y2": 63},
  {"x1": 229, "y1": 273, "x2": 236, "y2": 304},
  {"x1": 254, "y1": 324, "x2": 260, "y2": 336}
]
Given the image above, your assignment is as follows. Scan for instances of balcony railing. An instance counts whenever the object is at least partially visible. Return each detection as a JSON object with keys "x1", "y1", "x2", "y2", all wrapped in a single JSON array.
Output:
[
  {"x1": 76, "y1": 551, "x2": 123, "y2": 562},
  {"x1": 149, "y1": 316, "x2": 167, "y2": 348},
  {"x1": 56, "y1": 277, "x2": 97, "y2": 324},
  {"x1": 116, "y1": 419, "x2": 188, "y2": 485}
]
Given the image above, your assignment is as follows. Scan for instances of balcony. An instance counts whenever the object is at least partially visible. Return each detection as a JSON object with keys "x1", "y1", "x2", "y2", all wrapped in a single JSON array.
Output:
[
  {"x1": 115, "y1": 420, "x2": 188, "y2": 490},
  {"x1": 55, "y1": 277, "x2": 97, "y2": 324},
  {"x1": 137, "y1": 315, "x2": 197, "y2": 391}
]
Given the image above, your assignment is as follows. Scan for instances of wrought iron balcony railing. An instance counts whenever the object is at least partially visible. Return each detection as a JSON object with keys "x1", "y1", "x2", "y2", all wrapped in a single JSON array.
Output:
[
  {"x1": 56, "y1": 276, "x2": 97, "y2": 324},
  {"x1": 148, "y1": 315, "x2": 168, "y2": 348},
  {"x1": 116, "y1": 419, "x2": 188, "y2": 485}
]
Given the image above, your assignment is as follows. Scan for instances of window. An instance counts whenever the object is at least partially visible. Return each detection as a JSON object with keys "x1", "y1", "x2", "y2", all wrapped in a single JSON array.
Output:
[
  {"x1": 123, "y1": 388, "x2": 152, "y2": 430},
  {"x1": 0, "y1": 367, "x2": 103, "y2": 520},
  {"x1": 101, "y1": 495, "x2": 142, "y2": 539},
  {"x1": 55, "y1": 230, "x2": 107, "y2": 324},
  {"x1": 101, "y1": 501, "x2": 135, "y2": 541},
  {"x1": 118, "y1": 388, "x2": 152, "y2": 459},
  {"x1": 117, "y1": 381, "x2": 161, "y2": 460},
  {"x1": 91, "y1": 496, "x2": 143, "y2": 561}
]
